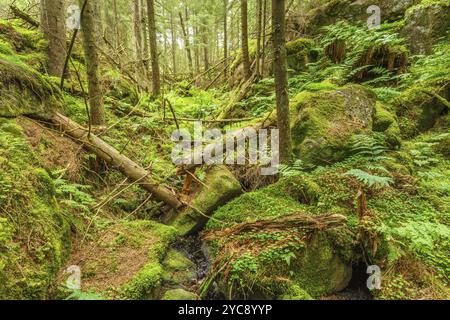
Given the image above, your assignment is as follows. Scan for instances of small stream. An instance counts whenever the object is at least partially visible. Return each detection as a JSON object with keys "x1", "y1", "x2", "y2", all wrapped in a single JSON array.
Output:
[{"x1": 173, "y1": 235, "x2": 372, "y2": 300}]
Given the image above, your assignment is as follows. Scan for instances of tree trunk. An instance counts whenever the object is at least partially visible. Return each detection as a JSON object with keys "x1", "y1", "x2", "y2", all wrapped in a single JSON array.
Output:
[
  {"x1": 223, "y1": 0, "x2": 228, "y2": 78},
  {"x1": 201, "y1": 18, "x2": 210, "y2": 72},
  {"x1": 240, "y1": 0, "x2": 250, "y2": 79},
  {"x1": 133, "y1": 0, "x2": 145, "y2": 85},
  {"x1": 79, "y1": 0, "x2": 105, "y2": 126},
  {"x1": 256, "y1": 0, "x2": 263, "y2": 80},
  {"x1": 113, "y1": 0, "x2": 120, "y2": 49},
  {"x1": 194, "y1": 26, "x2": 201, "y2": 74},
  {"x1": 170, "y1": 12, "x2": 177, "y2": 75},
  {"x1": 141, "y1": 0, "x2": 150, "y2": 84},
  {"x1": 146, "y1": 0, "x2": 161, "y2": 96},
  {"x1": 179, "y1": 9, "x2": 193, "y2": 77},
  {"x1": 93, "y1": 0, "x2": 103, "y2": 42},
  {"x1": 40, "y1": 0, "x2": 66, "y2": 77},
  {"x1": 51, "y1": 112, "x2": 182, "y2": 209},
  {"x1": 272, "y1": 0, "x2": 292, "y2": 163},
  {"x1": 261, "y1": 0, "x2": 267, "y2": 76}
]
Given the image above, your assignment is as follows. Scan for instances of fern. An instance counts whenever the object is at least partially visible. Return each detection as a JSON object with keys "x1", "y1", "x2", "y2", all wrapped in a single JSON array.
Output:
[
  {"x1": 54, "y1": 178, "x2": 96, "y2": 212},
  {"x1": 278, "y1": 159, "x2": 310, "y2": 177},
  {"x1": 346, "y1": 169, "x2": 393, "y2": 189}
]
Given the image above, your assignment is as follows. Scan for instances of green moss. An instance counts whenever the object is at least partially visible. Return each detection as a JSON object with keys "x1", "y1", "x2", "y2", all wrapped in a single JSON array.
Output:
[
  {"x1": 120, "y1": 262, "x2": 163, "y2": 300},
  {"x1": 0, "y1": 119, "x2": 72, "y2": 299},
  {"x1": 286, "y1": 38, "x2": 318, "y2": 73},
  {"x1": 162, "y1": 249, "x2": 196, "y2": 285},
  {"x1": 290, "y1": 84, "x2": 376, "y2": 165},
  {"x1": 394, "y1": 79, "x2": 449, "y2": 137},
  {"x1": 279, "y1": 284, "x2": 313, "y2": 300},
  {"x1": 162, "y1": 288, "x2": 198, "y2": 300},
  {"x1": 172, "y1": 165, "x2": 242, "y2": 235},
  {"x1": 373, "y1": 103, "x2": 402, "y2": 148},
  {"x1": 0, "y1": 52, "x2": 64, "y2": 118}
]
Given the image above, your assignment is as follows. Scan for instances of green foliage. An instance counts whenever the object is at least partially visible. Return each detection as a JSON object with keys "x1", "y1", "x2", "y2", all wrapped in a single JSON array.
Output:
[
  {"x1": 345, "y1": 169, "x2": 393, "y2": 189},
  {"x1": 54, "y1": 178, "x2": 96, "y2": 214}
]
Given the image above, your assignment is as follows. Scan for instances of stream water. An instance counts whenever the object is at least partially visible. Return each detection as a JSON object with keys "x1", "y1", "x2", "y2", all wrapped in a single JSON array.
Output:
[{"x1": 173, "y1": 235, "x2": 372, "y2": 300}]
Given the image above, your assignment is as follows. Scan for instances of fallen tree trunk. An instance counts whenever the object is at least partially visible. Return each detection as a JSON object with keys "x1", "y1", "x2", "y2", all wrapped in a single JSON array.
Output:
[
  {"x1": 51, "y1": 112, "x2": 183, "y2": 209},
  {"x1": 9, "y1": 5, "x2": 39, "y2": 28}
]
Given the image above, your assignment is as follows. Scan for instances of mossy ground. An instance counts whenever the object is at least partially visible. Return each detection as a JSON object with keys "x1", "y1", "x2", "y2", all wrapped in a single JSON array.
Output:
[{"x1": 0, "y1": 7, "x2": 449, "y2": 301}]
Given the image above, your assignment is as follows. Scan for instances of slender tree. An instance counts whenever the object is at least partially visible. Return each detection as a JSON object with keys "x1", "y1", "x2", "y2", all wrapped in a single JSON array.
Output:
[
  {"x1": 201, "y1": 17, "x2": 210, "y2": 71},
  {"x1": 146, "y1": 0, "x2": 161, "y2": 95},
  {"x1": 256, "y1": 0, "x2": 263, "y2": 79},
  {"x1": 261, "y1": 0, "x2": 267, "y2": 76},
  {"x1": 179, "y1": 9, "x2": 193, "y2": 77},
  {"x1": 79, "y1": 0, "x2": 104, "y2": 125},
  {"x1": 40, "y1": 0, "x2": 66, "y2": 77},
  {"x1": 133, "y1": 0, "x2": 145, "y2": 84},
  {"x1": 272, "y1": 0, "x2": 292, "y2": 163},
  {"x1": 170, "y1": 12, "x2": 177, "y2": 75},
  {"x1": 240, "y1": 0, "x2": 250, "y2": 79},
  {"x1": 223, "y1": 0, "x2": 228, "y2": 78}
]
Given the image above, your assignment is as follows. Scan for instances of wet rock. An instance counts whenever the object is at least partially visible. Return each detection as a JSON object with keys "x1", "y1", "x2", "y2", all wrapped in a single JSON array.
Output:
[
  {"x1": 171, "y1": 165, "x2": 243, "y2": 235},
  {"x1": 290, "y1": 84, "x2": 377, "y2": 165},
  {"x1": 402, "y1": 0, "x2": 450, "y2": 55}
]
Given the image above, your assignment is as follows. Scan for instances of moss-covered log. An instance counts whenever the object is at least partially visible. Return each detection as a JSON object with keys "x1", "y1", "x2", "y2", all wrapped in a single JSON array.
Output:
[{"x1": 51, "y1": 112, "x2": 183, "y2": 209}]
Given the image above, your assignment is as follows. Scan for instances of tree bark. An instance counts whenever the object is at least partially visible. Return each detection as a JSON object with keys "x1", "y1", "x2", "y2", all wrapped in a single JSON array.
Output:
[
  {"x1": 133, "y1": 0, "x2": 145, "y2": 85},
  {"x1": 272, "y1": 0, "x2": 292, "y2": 163},
  {"x1": 256, "y1": 0, "x2": 263, "y2": 80},
  {"x1": 261, "y1": 0, "x2": 267, "y2": 76},
  {"x1": 170, "y1": 12, "x2": 177, "y2": 75},
  {"x1": 201, "y1": 18, "x2": 210, "y2": 72},
  {"x1": 79, "y1": 0, "x2": 104, "y2": 126},
  {"x1": 223, "y1": 0, "x2": 228, "y2": 78},
  {"x1": 240, "y1": 0, "x2": 250, "y2": 79},
  {"x1": 40, "y1": 0, "x2": 66, "y2": 77},
  {"x1": 51, "y1": 112, "x2": 182, "y2": 209},
  {"x1": 179, "y1": 9, "x2": 193, "y2": 77},
  {"x1": 146, "y1": 0, "x2": 161, "y2": 96}
]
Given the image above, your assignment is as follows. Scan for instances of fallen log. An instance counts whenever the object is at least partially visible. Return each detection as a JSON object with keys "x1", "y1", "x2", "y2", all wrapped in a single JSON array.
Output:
[
  {"x1": 9, "y1": 5, "x2": 39, "y2": 28},
  {"x1": 51, "y1": 112, "x2": 183, "y2": 210}
]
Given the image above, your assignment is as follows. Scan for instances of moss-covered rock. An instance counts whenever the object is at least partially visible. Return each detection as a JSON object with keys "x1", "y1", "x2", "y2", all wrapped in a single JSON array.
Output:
[
  {"x1": 290, "y1": 84, "x2": 377, "y2": 165},
  {"x1": 286, "y1": 38, "x2": 318, "y2": 73},
  {"x1": 162, "y1": 249, "x2": 196, "y2": 285},
  {"x1": 162, "y1": 288, "x2": 198, "y2": 300},
  {"x1": 373, "y1": 103, "x2": 402, "y2": 148},
  {"x1": 279, "y1": 284, "x2": 313, "y2": 300},
  {"x1": 171, "y1": 165, "x2": 243, "y2": 235},
  {"x1": 203, "y1": 175, "x2": 353, "y2": 299},
  {"x1": 0, "y1": 119, "x2": 72, "y2": 299},
  {"x1": 0, "y1": 20, "x2": 62, "y2": 119},
  {"x1": 302, "y1": 0, "x2": 420, "y2": 35},
  {"x1": 402, "y1": 0, "x2": 450, "y2": 54},
  {"x1": 394, "y1": 79, "x2": 449, "y2": 137},
  {"x1": 0, "y1": 53, "x2": 63, "y2": 118}
]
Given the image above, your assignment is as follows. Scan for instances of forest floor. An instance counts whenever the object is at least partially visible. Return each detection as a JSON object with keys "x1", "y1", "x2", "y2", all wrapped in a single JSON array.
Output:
[{"x1": 1, "y1": 0, "x2": 449, "y2": 300}]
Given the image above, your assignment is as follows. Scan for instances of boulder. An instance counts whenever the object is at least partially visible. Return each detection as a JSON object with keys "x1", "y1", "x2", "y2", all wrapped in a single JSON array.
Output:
[
  {"x1": 0, "y1": 52, "x2": 63, "y2": 119},
  {"x1": 373, "y1": 103, "x2": 402, "y2": 148},
  {"x1": 203, "y1": 176, "x2": 353, "y2": 299},
  {"x1": 162, "y1": 288, "x2": 198, "y2": 300},
  {"x1": 302, "y1": 0, "x2": 420, "y2": 35},
  {"x1": 171, "y1": 165, "x2": 243, "y2": 235},
  {"x1": 290, "y1": 84, "x2": 377, "y2": 165},
  {"x1": 162, "y1": 249, "x2": 197, "y2": 285},
  {"x1": 286, "y1": 38, "x2": 318, "y2": 74},
  {"x1": 394, "y1": 78, "x2": 449, "y2": 137},
  {"x1": 402, "y1": 0, "x2": 450, "y2": 55}
]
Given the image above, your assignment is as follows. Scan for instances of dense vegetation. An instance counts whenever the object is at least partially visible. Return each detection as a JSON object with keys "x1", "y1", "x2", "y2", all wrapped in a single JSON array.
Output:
[{"x1": 0, "y1": 0, "x2": 448, "y2": 300}]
